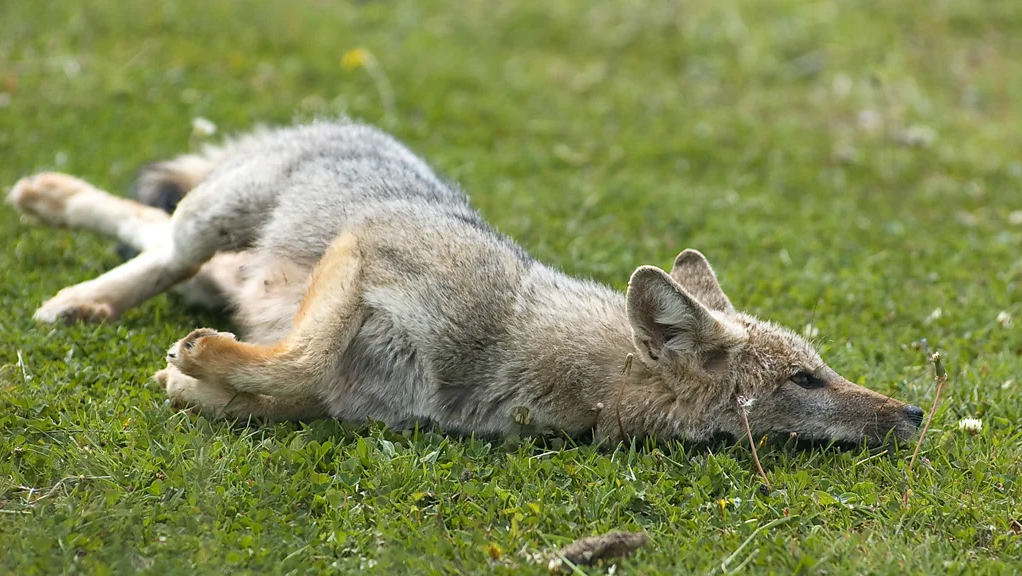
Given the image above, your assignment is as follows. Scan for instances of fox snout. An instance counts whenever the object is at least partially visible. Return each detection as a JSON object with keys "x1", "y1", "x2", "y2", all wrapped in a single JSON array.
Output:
[
  {"x1": 906, "y1": 405, "x2": 924, "y2": 427},
  {"x1": 746, "y1": 370, "x2": 924, "y2": 447},
  {"x1": 861, "y1": 396, "x2": 924, "y2": 445},
  {"x1": 838, "y1": 378, "x2": 924, "y2": 444}
]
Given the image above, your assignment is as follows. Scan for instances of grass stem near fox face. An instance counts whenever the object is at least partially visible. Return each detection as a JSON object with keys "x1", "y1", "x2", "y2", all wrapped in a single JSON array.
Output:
[{"x1": 7, "y1": 121, "x2": 921, "y2": 446}]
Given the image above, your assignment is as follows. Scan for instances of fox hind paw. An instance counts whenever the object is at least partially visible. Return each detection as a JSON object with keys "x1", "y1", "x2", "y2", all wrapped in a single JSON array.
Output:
[{"x1": 166, "y1": 328, "x2": 236, "y2": 379}]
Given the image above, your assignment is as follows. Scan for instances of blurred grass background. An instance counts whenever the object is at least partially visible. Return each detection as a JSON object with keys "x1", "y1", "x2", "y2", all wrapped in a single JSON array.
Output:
[{"x1": 1, "y1": 0, "x2": 1021, "y2": 573}]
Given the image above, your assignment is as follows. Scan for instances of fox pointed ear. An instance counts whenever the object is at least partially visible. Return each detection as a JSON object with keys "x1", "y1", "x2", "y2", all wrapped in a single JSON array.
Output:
[
  {"x1": 626, "y1": 266, "x2": 745, "y2": 363},
  {"x1": 669, "y1": 249, "x2": 734, "y2": 313}
]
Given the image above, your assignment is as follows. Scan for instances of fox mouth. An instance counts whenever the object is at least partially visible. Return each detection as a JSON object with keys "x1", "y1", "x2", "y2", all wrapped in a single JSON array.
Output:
[
  {"x1": 778, "y1": 409, "x2": 923, "y2": 447},
  {"x1": 785, "y1": 436, "x2": 901, "y2": 453},
  {"x1": 866, "y1": 404, "x2": 925, "y2": 445},
  {"x1": 851, "y1": 420, "x2": 923, "y2": 446},
  {"x1": 831, "y1": 404, "x2": 926, "y2": 446},
  {"x1": 844, "y1": 420, "x2": 923, "y2": 446}
]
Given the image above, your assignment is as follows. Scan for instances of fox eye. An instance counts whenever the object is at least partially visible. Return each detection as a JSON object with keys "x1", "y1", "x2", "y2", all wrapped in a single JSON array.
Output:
[{"x1": 790, "y1": 371, "x2": 824, "y2": 389}]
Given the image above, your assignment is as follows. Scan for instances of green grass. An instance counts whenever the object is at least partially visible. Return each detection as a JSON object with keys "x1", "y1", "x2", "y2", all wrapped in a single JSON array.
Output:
[{"x1": 2, "y1": 0, "x2": 1021, "y2": 573}]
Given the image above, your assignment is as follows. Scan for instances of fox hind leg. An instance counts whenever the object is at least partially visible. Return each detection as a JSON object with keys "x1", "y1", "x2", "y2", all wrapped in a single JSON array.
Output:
[{"x1": 163, "y1": 232, "x2": 364, "y2": 408}]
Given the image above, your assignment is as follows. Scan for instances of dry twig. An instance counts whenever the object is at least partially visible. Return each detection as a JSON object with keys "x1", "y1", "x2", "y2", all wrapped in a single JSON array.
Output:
[
  {"x1": 737, "y1": 395, "x2": 770, "y2": 491},
  {"x1": 909, "y1": 352, "x2": 948, "y2": 472},
  {"x1": 615, "y1": 353, "x2": 633, "y2": 444},
  {"x1": 903, "y1": 352, "x2": 948, "y2": 508}
]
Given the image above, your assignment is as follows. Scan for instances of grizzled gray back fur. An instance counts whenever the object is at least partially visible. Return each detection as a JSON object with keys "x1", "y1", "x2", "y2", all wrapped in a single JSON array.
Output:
[{"x1": 195, "y1": 122, "x2": 621, "y2": 432}]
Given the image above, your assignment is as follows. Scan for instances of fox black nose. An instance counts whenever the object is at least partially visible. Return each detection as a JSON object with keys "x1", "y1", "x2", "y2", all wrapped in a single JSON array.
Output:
[{"x1": 906, "y1": 405, "x2": 924, "y2": 427}]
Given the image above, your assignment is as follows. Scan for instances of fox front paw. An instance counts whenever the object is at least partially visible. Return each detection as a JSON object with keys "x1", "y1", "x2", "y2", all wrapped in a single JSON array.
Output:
[
  {"x1": 166, "y1": 328, "x2": 237, "y2": 382},
  {"x1": 7, "y1": 172, "x2": 91, "y2": 226},
  {"x1": 34, "y1": 286, "x2": 116, "y2": 324}
]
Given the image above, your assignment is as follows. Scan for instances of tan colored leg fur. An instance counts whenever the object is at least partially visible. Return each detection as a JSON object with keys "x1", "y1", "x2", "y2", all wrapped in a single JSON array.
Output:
[{"x1": 163, "y1": 232, "x2": 364, "y2": 415}]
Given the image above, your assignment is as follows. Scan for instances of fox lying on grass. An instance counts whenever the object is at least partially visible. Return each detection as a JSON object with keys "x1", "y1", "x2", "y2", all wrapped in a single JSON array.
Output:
[{"x1": 7, "y1": 120, "x2": 923, "y2": 445}]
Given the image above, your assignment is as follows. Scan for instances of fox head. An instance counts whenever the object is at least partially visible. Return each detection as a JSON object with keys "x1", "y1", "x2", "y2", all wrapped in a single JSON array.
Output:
[{"x1": 625, "y1": 249, "x2": 922, "y2": 446}]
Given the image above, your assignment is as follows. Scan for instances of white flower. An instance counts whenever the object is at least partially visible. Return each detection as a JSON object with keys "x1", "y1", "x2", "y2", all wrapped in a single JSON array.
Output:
[
  {"x1": 857, "y1": 109, "x2": 882, "y2": 134},
  {"x1": 803, "y1": 324, "x2": 820, "y2": 338},
  {"x1": 191, "y1": 117, "x2": 217, "y2": 137},
  {"x1": 957, "y1": 418, "x2": 982, "y2": 435},
  {"x1": 926, "y1": 308, "x2": 943, "y2": 323},
  {"x1": 832, "y1": 74, "x2": 852, "y2": 98},
  {"x1": 996, "y1": 311, "x2": 1012, "y2": 328},
  {"x1": 897, "y1": 124, "x2": 937, "y2": 148}
]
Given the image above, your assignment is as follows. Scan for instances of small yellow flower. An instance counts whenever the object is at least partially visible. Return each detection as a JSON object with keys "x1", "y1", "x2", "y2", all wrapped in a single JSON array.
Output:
[
  {"x1": 341, "y1": 48, "x2": 372, "y2": 71},
  {"x1": 484, "y1": 542, "x2": 503, "y2": 561}
]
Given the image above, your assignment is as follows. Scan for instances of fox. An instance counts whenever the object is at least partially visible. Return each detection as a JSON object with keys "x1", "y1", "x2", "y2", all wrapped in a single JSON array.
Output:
[{"x1": 6, "y1": 119, "x2": 923, "y2": 446}]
